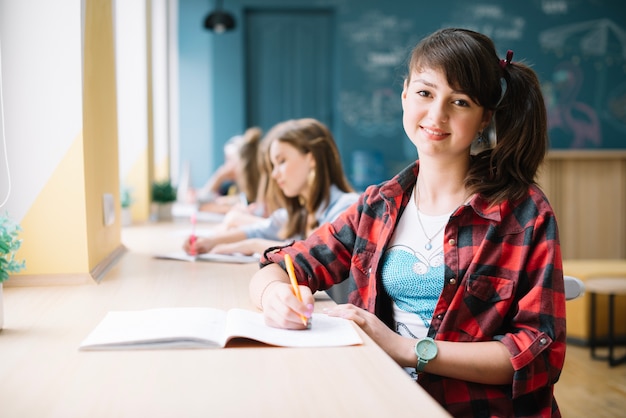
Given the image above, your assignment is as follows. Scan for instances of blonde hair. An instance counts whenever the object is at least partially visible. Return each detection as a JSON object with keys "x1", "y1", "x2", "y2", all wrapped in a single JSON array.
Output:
[
  {"x1": 259, "y1": 118, "x2": 353, "y2": 239},
  {"x1": 234, "y1": 127, "x2": 262, "y2": 203}
]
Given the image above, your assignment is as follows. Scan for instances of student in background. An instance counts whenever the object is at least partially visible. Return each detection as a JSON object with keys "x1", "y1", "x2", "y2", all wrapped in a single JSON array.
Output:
[
  {"x1": 249, "y1": 28, "x2": 566, "y2": 417},
  {"x1": 184, "y1": 118, "x2": 358, "y2": 257},
  {"x1": 216, "y1": 130, "x2": 276, "y2": 230},
  {"x1": 196, "y1": 126, "x2": 263, "y2": 214}
]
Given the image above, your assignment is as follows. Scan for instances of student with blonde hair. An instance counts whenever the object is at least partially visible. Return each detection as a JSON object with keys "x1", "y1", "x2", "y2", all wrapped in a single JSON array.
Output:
[{"x1": 184, "y1": 118, "x2": 358, "y2": 257}]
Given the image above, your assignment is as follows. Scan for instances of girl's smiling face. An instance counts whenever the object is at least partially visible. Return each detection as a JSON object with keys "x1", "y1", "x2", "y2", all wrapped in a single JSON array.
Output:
[
  {"x1": 269, "y1": 140, "x2": 315, "y2": 199},
  {"x1": 401, "y1": 67, "x2": 492, "y2": 159}
]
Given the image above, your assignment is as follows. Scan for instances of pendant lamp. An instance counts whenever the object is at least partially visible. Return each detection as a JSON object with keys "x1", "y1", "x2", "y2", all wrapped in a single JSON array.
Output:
[{"x1": 203, "y1": 0, "x2": 236, "y2": 34}]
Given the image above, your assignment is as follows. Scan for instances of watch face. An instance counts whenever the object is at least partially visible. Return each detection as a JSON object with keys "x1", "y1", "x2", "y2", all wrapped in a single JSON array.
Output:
[{"x1": 416, "y1": 339, "x2": 437, "y2": 360}]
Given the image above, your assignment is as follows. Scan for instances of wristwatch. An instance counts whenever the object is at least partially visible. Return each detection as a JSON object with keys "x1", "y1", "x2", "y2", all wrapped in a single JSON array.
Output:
[{"x1": 415, "y1": 337, "x2": 438, "y2": 373}]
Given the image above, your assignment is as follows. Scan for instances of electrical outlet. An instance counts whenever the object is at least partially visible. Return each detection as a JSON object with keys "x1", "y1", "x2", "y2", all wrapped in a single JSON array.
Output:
[{"x1": 103, "y1": 193, "x2": 115, "y2": 226}]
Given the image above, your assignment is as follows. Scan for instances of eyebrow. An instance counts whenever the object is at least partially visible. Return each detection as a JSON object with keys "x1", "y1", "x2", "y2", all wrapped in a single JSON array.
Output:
[
  {"x1": 411, "y1": 78, "x2": 466, "y2": 96},
  {"x1": 412, "y1": 78, "x2": 436, "y2": 88}
]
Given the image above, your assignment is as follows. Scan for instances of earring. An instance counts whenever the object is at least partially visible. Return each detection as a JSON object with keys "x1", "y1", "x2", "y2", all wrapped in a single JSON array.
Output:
[
  {"x1": 476, "y1": 131, "x2": 485, "y2": 145},
  {"x1": 307, "y1": 169, "x2": 316, "y2": 188}
]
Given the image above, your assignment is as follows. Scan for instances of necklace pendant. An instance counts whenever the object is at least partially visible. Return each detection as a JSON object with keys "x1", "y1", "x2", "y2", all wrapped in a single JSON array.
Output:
[{"x1": 425, "y1": 241, "x2": 432, "y2": 251}]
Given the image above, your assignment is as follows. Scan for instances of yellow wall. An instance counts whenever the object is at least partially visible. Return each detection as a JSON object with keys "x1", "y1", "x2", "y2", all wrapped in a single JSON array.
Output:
[
  {"x1": 4, "y1": 0, "x2": 123, "y2": 283},
  {"x1": 82, "y1": 0, "x2": 122, "y2": 270},
  {"x1": 18, "y1": 135, "x2": 89, "y2": 274},
  {"x1": 123, "y1": 152, "x2": 151, "y2": 222}
]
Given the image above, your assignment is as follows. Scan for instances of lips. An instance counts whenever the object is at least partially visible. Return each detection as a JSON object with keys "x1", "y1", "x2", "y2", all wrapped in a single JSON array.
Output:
[{"x1": 422, "y1": 126, "x2": 449, "y2": 140}]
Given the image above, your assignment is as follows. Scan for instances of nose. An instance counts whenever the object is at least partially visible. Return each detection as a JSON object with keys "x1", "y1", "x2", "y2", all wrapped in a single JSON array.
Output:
[{"x1": 428, "y1": 99, "x2": 448, "y2": 123}]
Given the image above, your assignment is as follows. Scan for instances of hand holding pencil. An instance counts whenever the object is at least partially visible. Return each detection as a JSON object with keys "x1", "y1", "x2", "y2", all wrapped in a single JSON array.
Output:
[{"x1": 284, "y1": 254, "x2": 311, "y2": 329}]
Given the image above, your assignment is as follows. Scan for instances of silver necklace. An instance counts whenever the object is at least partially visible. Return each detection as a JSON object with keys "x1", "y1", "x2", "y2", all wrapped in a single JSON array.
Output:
[{"x1": 415, "y1": 184, "x2": 447, "y2": 251}]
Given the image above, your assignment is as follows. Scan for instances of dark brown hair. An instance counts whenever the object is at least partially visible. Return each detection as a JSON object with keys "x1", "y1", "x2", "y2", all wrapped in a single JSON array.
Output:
[{"x1": 407, "y1": 28, "x2": 548, "y2": 204}]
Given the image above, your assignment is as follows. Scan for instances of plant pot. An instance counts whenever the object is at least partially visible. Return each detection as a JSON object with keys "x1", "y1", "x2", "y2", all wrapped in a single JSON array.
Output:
[
  {"x1": 150, "y1": 202, "x2": 174, "y2": 222},
  {"x1": 121, "y1": 207, "x2": 133, "y2": 226}
]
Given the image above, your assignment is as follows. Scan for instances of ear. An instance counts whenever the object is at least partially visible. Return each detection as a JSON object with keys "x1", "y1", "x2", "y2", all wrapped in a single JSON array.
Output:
[
  {"x1": 481, "y1": 110, "x2": 494, "y2": 130},
  {"x1": 401, "y1": 78, "x2": 409, "y2": 109},
  {"x1": 306, "y1": 151, "x2": 316, "y2": 171},
  {"x1": 401, "y1": 78, "x2": 408, "y2": 100}
]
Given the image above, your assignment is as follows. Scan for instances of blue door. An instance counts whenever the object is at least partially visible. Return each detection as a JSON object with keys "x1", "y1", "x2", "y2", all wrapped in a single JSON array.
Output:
[{"x1": 245, "y1": 9, "x2": 333, "y2": 133}]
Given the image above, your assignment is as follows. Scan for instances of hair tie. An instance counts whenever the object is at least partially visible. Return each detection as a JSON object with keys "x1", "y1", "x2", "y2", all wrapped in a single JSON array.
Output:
[{"x1": 499, "y1": 50, "x2": 514, "y2": 69}]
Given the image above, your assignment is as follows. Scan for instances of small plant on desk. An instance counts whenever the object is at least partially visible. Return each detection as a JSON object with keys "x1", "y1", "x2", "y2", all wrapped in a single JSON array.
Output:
[
  {"x1": 151, "y1": 180, "x2": 177, "y2": 221},
  {"x1": 0, "y1": 213, "x2": 25, "y2": 283},
  {"x1": 152, "y1": 180, "x2": 177, "y2": 203},
  {"x1": 120, "y1": 186, "x2": 134, "y2": 226},
  {"x1": 1, "y1": 213, "x2": 25, "y2": 329}
]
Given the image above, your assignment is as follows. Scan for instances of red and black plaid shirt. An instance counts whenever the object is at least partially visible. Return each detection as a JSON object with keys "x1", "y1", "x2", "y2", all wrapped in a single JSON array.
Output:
[{"x1": 264, "y1": 161, "x2": 566, "y2": 417}]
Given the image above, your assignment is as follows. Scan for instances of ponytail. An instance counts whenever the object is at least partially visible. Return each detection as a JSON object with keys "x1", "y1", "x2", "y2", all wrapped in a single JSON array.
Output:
[{"x1": 466, "y1": 61, "x2": 548, "y2": 204}]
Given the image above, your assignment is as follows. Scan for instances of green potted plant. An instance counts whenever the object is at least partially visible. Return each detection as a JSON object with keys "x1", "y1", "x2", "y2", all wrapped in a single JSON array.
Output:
[
  {"x1": 1, "y1": 213, "x2": 26, "y2": 330},
  {"x1": 120, "y1": 186, "x2": 133, "y2": 226},
  {"x1": 151, "y1": 180, "x2": 177, "y2": 221}
]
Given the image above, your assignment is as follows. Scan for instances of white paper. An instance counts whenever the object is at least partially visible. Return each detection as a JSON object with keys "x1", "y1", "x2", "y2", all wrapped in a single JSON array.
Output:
[
  {"x1": 154, "y1": 251, "x2": 260, "y2": 264},
  {"x1": 79, "y1": 307, "x2": 363, "y2": 350}
]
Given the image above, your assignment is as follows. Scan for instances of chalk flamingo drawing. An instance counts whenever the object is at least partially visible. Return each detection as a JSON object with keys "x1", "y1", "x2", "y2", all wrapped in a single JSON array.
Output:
[
  {"x1": 540, "y1": 18, "x2": 626, "y2": 148},
  {"x1": 547, "y1": 62, "x2": 601, "y2": 148}
]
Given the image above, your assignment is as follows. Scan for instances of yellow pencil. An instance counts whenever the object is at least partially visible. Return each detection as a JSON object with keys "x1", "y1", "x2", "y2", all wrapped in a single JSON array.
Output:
[{"x1": 284, "y1": 254, "x2": 309, "y2": 327}]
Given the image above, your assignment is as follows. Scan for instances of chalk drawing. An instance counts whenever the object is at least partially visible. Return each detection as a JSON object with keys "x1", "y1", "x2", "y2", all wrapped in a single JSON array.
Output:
[
  {"x1": 540, "y1": 19, "x2": 626, "y2": 145},
  {"x1": 339, "y1": 11, "x2": 414, "y2": 136},
  {"x1": 539, "y1": 19, "x2": 626, "y2": 60},
  {"x1": 544, "y1": 62, "x2": 602, "y2": 148},
  {"x1": 442, "y1": 4, "x2": 526, "y2": 42},
  {"x1": 605, "y1": 82, "x2": 626, "y2": 136}
]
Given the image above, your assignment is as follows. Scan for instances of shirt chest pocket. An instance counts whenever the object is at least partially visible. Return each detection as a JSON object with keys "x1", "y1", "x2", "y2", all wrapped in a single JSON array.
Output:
[
  {"x1": 466, "y1": 274, "x2": 515, "y2": 303},
  {"x1": 455, "y1": 275, "x2": 516, "y2": 340}
]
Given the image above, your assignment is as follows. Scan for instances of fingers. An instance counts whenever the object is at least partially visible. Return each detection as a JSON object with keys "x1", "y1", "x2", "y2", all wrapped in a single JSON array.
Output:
[
  {"x1": 183, "y1": 236, "x2": 193, "y2": 253},
  {"x1": 325, "y1": 304, "x2": 367, "y2": 327},
  {"x1": 299, "y1": 286, "x2": 315, "y2": 306},
  {"x1": 184, "y1": 237, "x2": 210, "y2": 254},
  {"x1": 262, "y1": 282, "x2": 314, "y2": 330}
]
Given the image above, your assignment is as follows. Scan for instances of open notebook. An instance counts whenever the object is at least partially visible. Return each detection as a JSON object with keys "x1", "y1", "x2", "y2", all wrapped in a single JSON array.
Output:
[
  {"x1": 154, "y1": 251, "x2": 260, "y2": 264},
  {"x1": 79, "y1": 307, "x2": 363, "y2": 350}
]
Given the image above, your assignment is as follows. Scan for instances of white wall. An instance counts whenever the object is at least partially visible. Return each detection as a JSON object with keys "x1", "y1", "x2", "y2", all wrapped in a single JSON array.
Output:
[
  {"x1": 0, "y1": 0, "x2": 83, "y2": 222},
  {"x1": 115, "y1": 0, "x2": 148, "y2": 184}
]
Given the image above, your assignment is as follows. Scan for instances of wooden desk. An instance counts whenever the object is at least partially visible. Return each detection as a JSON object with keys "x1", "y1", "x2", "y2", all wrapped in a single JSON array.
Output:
[{"x1": 0, "y1": 222, "x2": 449, "y2": 417}]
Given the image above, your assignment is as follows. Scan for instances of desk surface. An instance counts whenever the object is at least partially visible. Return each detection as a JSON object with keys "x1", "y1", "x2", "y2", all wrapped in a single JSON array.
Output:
[
  {"x1": 563, "y1": 259, "x2": 626, "y2": 280},
  {"x1": 0, "y1": 222, "x2": 449, "y2": 418}
]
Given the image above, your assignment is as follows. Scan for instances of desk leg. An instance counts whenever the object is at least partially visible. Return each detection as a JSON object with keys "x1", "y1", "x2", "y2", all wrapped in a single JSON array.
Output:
[
  {"x1": 590, "y1": 292, "x2": 599, "y2": 360},
  {"x1": 607, "y1": 294, "x2": 626, "y2": 367},
  {"x1": 608, "y1": 294, "x2": 615, "y2": 365}
]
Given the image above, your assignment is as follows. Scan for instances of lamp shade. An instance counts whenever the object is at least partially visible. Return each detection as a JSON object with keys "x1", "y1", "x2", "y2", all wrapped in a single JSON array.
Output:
[{"x1": 204, "y1": 10, "x2": 236, "y2": 33}]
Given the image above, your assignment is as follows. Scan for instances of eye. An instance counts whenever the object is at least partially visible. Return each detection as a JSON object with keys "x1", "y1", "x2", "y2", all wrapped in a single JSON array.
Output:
[
  {"x1": 453, "y1": 99, "x2": 470, "y2": 107},
  {"x1": 417, "y1": 90, "x2": 431, "y2": 98}
]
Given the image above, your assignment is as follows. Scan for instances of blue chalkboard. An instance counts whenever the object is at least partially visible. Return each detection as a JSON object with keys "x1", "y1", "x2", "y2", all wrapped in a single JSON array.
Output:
[
  {"x1": 428, "y1": 1, "x2": 626, "y2": 149},
  {"x1": 336, "y1": 1, "x2": 626, "y2": 151}
]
